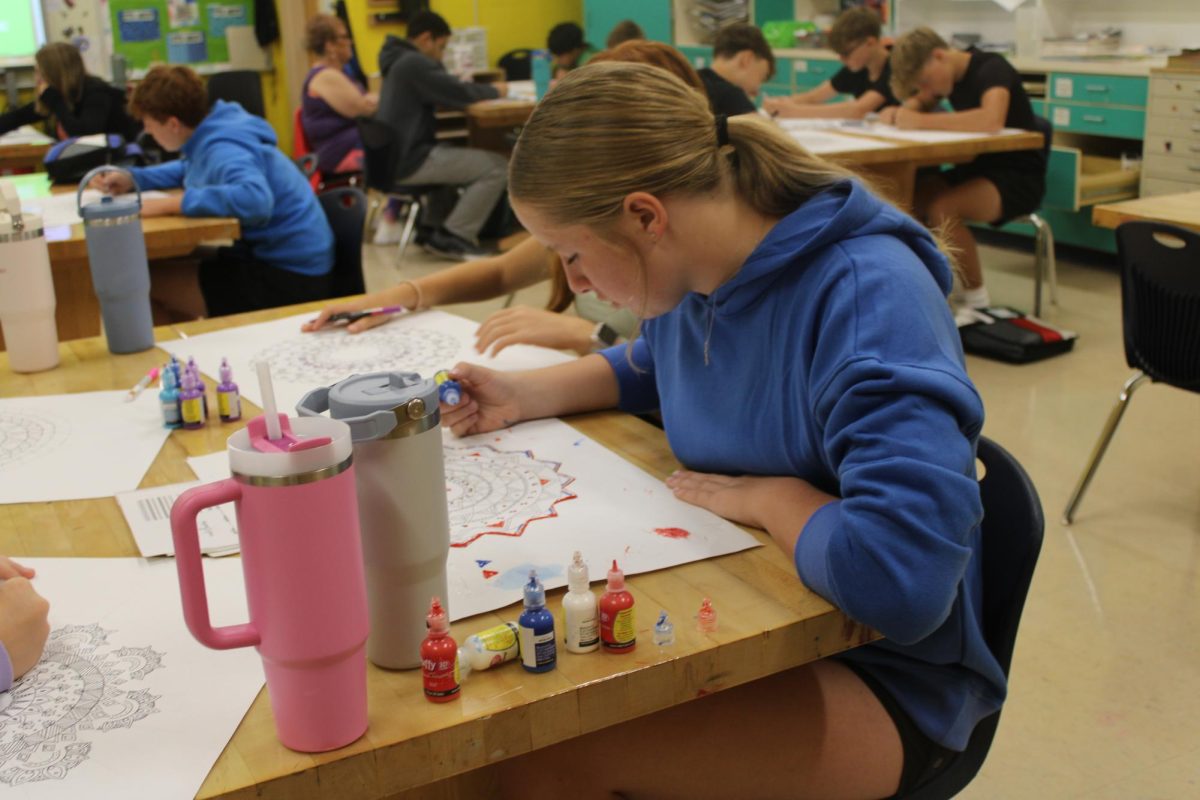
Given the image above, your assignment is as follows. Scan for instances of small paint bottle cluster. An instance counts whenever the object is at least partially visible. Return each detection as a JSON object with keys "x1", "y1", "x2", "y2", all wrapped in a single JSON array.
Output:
[{"x1": 158, "y1": 355, "x2": 241, "y2": 430}]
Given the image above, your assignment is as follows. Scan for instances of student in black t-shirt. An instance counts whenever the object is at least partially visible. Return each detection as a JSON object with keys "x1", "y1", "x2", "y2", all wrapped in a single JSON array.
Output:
[
  {"x1": 884, "y1": 27, "x2": 1048, "y2": 311},
  {"x1": 697, "y1": 24, "x2": 775, "y2": 117},
  {"x1": 764, "y1": 8, "x2": 897, "y2": 120}
]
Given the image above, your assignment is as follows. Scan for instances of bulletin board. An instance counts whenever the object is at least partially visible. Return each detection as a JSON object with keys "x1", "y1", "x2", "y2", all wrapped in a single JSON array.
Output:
[{"x1": 108, "y1": 0, "x2": 254, "y2": 69}]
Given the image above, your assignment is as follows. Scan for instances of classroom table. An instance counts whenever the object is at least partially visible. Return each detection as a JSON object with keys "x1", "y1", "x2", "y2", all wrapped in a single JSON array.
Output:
[
  {"x1": 0, "y1": 173, "x2": 240, "y2": 349},
  {"x1": 1091, "y1": 190, "x2": 1200, "y2": 232},
  {"x1": 0, "y1": 140, "x2": 51, "y2": 173},
  {"x1": 0, "y1": 301, "x2": 876, "y2": 799},
  {"x1": 465, "y1": 98, "x2": 537, "y2": 154}
]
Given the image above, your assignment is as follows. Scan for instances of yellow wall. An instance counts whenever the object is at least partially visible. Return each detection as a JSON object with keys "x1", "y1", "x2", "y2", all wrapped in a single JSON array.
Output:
[
  {"x1": 261, "y1": 38, "x2": 293, "y2": 155},
  {"x1": 343, "y1": 0, "x2": 582, "y2": 75}
]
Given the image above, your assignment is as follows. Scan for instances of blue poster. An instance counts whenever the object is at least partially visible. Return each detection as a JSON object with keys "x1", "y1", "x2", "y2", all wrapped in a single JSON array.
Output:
[
  {"x1": 118, "y1": 8, "x2": 161, "y2": 43},
  {"x1": 166, "y1": 30, "x2": 207, "y2": 63},
  {"x1": 207, "y1": 5, "x2": 248, "y2": 39}
]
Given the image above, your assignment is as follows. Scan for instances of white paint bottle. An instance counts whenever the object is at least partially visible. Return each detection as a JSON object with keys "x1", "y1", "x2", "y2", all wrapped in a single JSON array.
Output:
[{"x1": 562, "y1": 551, "x2": 600, "y2": 654}]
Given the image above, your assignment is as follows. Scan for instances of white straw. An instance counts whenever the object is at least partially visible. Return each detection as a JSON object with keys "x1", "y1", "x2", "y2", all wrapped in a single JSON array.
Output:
[{"x1": 255, "y1": 361, "x2": 282, "y2": 440}]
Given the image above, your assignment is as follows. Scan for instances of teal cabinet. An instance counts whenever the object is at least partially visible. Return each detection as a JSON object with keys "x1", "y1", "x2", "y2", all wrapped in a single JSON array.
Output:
[
  {"x1": 792, "y1": 57, "x2": 840, "y2": 90},
  {"x1": 1048, "y1": 103, "x2": 1146, "y2": 140},
  {"x1": 678, "y1": 45, "x2": 714, "y2": 70},
  {"x1": 1049, "y1": 73, "x2": 1148, "y2": 108},
  {"x1": 584, "y1": 0, "x2": 671, "y2": 46}
]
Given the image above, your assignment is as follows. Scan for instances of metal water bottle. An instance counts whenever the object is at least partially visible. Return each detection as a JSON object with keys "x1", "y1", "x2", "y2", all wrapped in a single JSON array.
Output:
[
  {"x1": 0, "y1": 181, "x2": 58, "y2": 372},
  {"x1": 298, "y1": 371, "x2": 450, "y2": 670},
  {"x1": 78, "y1": 166, "x2": 154, "y2": 354}
]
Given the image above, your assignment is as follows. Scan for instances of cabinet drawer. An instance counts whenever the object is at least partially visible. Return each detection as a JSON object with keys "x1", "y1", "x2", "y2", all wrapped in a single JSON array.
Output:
[
  {"x1": 1050, "y1": 73, "x2": 1147, "y2": 107},
  {"x1": 1031, "y1": 99, "x2": 1047, "y2": 118},
  {"x1": 1150, "y1": 76, "x2": 1200, "y2": 101},
  {"x1": 1141, "y1": 176, "x2": 1200, "y2": 196},
  {"x1": 1049, "y1": 104, "x2": 1145, "y2": 138},
  {"x1": 1043, "y1": 146, "x2": 1140, "y2": 211},
  {"x1": 1144, "y1": 134, "x2": 1200, "y2": 158},
  {"x1": 1145, "y1": 115, "x2": 1200, "y2": 138},
  {"x1": 1143, "y1": 153, "x2": 1200, "y2": 181},
  {"x1": 793, "y1": 58, "x2": 841, "y2": 81},
  {"x1": 1147, "y1": 97, "x2": 1200, "y2": 121}
]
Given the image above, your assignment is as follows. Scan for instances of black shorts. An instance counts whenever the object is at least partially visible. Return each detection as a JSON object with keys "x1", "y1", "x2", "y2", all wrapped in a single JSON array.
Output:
[
  {"x1": 942, "y1": 155, "x2": 1046, "y2": 226},
  {"x1": 841, "y1": 660, "x2": 958, "y2": 797},
  {"x1": 198, "y1": 243, "x2": 332, "y2": 318}
]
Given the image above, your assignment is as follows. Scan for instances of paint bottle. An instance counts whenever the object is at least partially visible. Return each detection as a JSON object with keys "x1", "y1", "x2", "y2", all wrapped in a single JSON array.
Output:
[
  {"x1": 456, "y1": 621, "x2": 521, "y2": 679},
  {"x1": 179, "y1": 368, "x2": 206, "y2": 429},
  {"x1": 697, "y1": 598, "x2": 719, "y2": 633},
  {"x1": 158, "y1": 367, "x2": 182, "y2": 429},
  {"x1": 599, "y1": 560, "x2": 636, "y2": 654},
  {"x1": 653, "y1": 610, "x2": 675, "y2": 647},
  {"x1": 216, "y1": 358, "x2": 242, "y2": 422},
  {"x1": 518, "y1": 571, "x2": 556, "y2": 673},
  {"x1": 420, "y1": 597, "x2": 460, "y2": 703},
  {"x1": 433, "y1": 369, "x2": 461, "y2": 406},
  {"x1": 168, "y1": 356, "x2": 183, "y2": 419},
  {"x1": 562, "y1": 551, "x2": 599, "y2": 654},
  {"x1": 187, "y1": 357, "x2": 209, "y2": 419}
]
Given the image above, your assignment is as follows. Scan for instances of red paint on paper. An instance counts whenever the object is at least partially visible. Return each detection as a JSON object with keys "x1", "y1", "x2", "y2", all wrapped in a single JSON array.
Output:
[
  {"x1": 654, "y1": 527, "x2": 691, "y2": 540},
  {"x1": 482, "y1": 569, "x2": 498, "y2": 579}
]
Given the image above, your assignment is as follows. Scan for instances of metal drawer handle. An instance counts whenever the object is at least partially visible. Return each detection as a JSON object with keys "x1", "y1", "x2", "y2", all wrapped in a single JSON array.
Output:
[
  {"x1": 1082, "y1": 114, "x2": 1105, "y2": 123},
  {"x1": 1085, "y1": 85, "x2": 1109, "y2": 93}
]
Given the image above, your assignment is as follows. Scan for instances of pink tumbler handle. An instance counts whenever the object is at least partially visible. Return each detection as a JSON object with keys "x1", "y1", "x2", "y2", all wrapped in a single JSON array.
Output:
[{"x1": 170, "y1": 478, "x2": 261, "y2": 650}]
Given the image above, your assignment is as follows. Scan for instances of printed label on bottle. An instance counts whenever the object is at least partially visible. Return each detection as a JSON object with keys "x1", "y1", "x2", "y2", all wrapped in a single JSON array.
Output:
[
  {"x1": 571, "y1": 616, "x2": 599, "y2": 649},
  {"x1": 422, "y1": 655, "x2": 460, "y2": 698},
  {"x1": 520, "y1": 627, "x2": 556, "y2": 668},
  {"x1": 181, "y1": 396, "x2": 203, "y2": 424},
  {"x1": 604, "y1": 607, "x2": 636, "y2": 651},
  {"x1": 217, "y1": 391, "x2": 239, "y2": 419},
  {"x1": 479, "y1": 622, "x2": 519, "y2": 654},
  {"x1": 162, "y1": 399, "x2": 181, "y2": 423}
]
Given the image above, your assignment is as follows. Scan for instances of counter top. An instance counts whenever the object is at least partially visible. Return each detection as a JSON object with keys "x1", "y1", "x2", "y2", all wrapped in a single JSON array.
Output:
[{"x1": 771, "y1": 47, "x2": 1166, "y2": 77}]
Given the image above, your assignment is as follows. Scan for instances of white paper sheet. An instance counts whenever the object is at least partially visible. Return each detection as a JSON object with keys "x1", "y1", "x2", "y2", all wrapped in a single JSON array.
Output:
[
  {"x1": 159, "y1": 310, "x2": 574, "y2": 414},
  {"x1": 21, "y1": 190, "x2": 170, "y2": 229},
  {"x1": 0, "y1": 558, "x2": 262, "y2": 799},
  {"x1": 0, "y1": 391, "x2": 172, "y2": 504},
  {"x1": 860, "y1": 125, "x2": 1031, "y2": 143},
  {"x1": 182, "y1": 418, "x2": 762, "y2": 621},
  {"x1": 0, "y1": 125, "x2": 55, "y2": 146},
  {"x1": 116, "y1": 481, "x2": 240, "y2": 558},
  {"x1": 786, "y1": 129, "x2": 900, "y2": 154}
]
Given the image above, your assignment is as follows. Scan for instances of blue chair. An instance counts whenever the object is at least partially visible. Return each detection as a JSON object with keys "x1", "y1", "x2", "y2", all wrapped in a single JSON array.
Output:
[{"x1": 901, "y1": 437, "x2": 1044, "y2": 799}]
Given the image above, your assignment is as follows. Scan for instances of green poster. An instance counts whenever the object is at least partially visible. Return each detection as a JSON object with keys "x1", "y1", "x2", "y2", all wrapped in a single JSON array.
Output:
[{"x1": 110, "y1": 0, "x2": 254, "y2": 69}]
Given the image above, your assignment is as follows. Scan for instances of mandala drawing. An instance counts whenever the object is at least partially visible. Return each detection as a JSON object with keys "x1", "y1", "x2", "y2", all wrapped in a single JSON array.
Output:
[
  {"x1": 0, "y1": 624, "x2": 163, "y2": 786},
  {"x1": 250, "y1": 328, "x2": 461, "y2": 384},
  {"x1": 0, "y1": 409, "x2": 69, "y2": 471},
  {"x1": 445, "y1": 444, "x2": 576, "y2": 547}
]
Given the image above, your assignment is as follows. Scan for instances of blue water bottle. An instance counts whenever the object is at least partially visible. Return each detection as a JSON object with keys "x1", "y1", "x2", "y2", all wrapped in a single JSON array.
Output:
[
  {"x1": 532, "y1": 49, "x2": 551, "y2": 100},
  {"x1": 518, "y1": 571, "x2": 556, "y2": 673}
]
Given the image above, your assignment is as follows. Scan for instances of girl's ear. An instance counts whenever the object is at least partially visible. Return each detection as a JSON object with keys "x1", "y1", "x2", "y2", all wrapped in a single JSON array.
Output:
[{"x1": 622, "y1": 191, "x2": 668, "y2": 239}]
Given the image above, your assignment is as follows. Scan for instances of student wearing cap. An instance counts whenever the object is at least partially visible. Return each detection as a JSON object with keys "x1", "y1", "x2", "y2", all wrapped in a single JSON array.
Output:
[
  {"x1": 697, "y1": 23, "x2": 776, "y2": 117},
  {"x1": 547, "y1": 22, "x2": 599, "y2": 79}
]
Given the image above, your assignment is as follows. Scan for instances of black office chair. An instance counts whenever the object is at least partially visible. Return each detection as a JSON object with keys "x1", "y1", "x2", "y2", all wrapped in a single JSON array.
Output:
[
  {"x1": 1010, "y1": 114, "x2": 1058, "y2": 317},
  {"x1": 902, "y1": 436, "x2": 1044, "y2": 799},
  {"x1": 497, "y1": 48, "x2": 533, "y2": 81},
  {"x1": 318, "y1": 187, "x2": 368, "y2": 298},
  {"x1": 294, "y1": 153, "x2": 319, "y2": 180},
  {"x1": 356, "y1": 116, "x2": 439, "y2": 267},
  {"x1": 207, "y1": 71, "x2": 266, "y2": 118},
  {"x1": 1062, "y1": 221, "x2": 1200, "y2": 524}
]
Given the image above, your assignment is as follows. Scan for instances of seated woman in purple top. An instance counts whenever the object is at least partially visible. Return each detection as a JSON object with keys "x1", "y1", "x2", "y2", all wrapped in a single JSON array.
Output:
[{"x1": 302, "y1": 15, "x2": 378, "y2": 174}]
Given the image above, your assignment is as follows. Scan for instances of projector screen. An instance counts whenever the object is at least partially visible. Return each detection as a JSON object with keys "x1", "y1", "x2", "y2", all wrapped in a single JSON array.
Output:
[{"x1": 0, "y1": 0, "x2": 46, "y2": 67}]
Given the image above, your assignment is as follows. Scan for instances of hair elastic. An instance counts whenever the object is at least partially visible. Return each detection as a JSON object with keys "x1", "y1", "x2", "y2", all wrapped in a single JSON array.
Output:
[{"x1": 715, "y1": 114, "x2": 729, "y2": 147}]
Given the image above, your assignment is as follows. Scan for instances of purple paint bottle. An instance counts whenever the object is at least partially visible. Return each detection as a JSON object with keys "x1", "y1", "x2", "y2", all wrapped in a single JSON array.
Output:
[
  {"x1": 217, "y1": 358, "x2": 242, "y2": 422},
  {"x1": 179, "y1": 368, "x2": 206, "y2": 429}
]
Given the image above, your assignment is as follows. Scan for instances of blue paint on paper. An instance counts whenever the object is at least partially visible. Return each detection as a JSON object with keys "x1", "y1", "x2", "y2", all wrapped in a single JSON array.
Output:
[
  {"x1": 475, "y1": 559, "x2": 492, "y2": 568},
  {"x1": 495, "y1": 563, "x2": 564, "y2": 591}
]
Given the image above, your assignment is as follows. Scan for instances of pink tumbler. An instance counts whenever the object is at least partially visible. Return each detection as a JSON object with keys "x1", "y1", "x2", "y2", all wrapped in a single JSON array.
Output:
[{"x1": 170, "y1": 413, "x2": 369, "y2": 753}]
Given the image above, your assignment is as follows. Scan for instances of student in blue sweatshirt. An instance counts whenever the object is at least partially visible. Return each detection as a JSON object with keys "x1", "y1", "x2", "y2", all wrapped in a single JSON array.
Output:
[
  {"x1": 0, "y1": 556, "x2": 50, "y2": 694},
  {"x1": 441, "y1": 63, "x2": 999, "y2": 799},
  {"x1": 92, "y1": 65, "x2": 334, "y2": 318}
]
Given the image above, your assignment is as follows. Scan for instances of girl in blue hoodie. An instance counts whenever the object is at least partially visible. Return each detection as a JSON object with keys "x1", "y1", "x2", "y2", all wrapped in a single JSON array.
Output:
[
  {"x1": 92, "y1": 66, "x2": 334, "y2": 318},
  {"x1": 442, "y1": 62, "x2": 1002, "y2": 799}
]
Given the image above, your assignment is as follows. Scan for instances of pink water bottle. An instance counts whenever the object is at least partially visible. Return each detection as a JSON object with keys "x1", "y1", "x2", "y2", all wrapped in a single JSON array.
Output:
[{"x1": 169, "y1": 408, "x2": 369, "y2": 753}]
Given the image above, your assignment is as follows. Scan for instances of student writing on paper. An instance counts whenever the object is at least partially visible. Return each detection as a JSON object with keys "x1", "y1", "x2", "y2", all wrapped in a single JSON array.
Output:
[
  {"x1": 0, "y1": 556, "x2": 50, "y2": 692},
  {"x1": 697, "y1": 24, "x2": 776, "y2": 117},
  {"x1": 440, "y1": 63, "x2": 997, "y2": 798},
  {"x1": 763, "y1": 8, "x2": 898, "y2": 120},
  {"x1": 90, "y1": 66, "x2": 334, "y2": 318},
  {"x1": 306, "y1": 41, "x2": 711, "y2": 355},
  {"x1": 884, "y1": 28, "x2": 1048, "y2": 311},
  {"x1": 0, "y1": 43, "x2": 140, "y2": 140}
]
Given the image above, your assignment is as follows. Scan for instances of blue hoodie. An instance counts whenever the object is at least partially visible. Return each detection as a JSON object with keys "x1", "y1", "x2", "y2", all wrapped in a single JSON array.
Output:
[
  {"x1": 129, "y1": 100, "x2": 333, "y2": 277},
  {"x1": 600, "y1": 180, "x2": 1005, "y2": 751}
]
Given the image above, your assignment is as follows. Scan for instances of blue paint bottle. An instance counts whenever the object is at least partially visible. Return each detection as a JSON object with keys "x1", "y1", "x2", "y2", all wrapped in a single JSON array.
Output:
[
  {"x1": 518, "y1": 571, "x2": 556, "y2": 673},
  {"x1": 159, "y1": 367, "x2": 182, "y2": 429}
]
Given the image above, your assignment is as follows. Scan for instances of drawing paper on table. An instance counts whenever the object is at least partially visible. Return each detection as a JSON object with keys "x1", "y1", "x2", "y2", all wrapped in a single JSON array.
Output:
[
  {"x1": 0, "y1": 558, "x2": 262, "y2": 799},
  {"x1": 117, "y1": 480, "x2": 240, "y2": 558},
  {"x1": 863, "y1": 125, "x2": 1030, "y2": 143},
  {"x1": 0, "y1": 391, "x2": 171, "y2": 504},
  {"x1": 21, "y1": 190, "x2": 170, "y2": 228},
  {"x1": 187, "y1": 450, "x2": 231, "y2": 483},
  {"x1": 785, "y1": 129, "x2": 899, "y2": 154},
  {"x1": 159, "y1": 310, "x2": 574, "y2": 413},
  {"x1": 0, "y1": 125, "x2": 54, "y2": 145}
]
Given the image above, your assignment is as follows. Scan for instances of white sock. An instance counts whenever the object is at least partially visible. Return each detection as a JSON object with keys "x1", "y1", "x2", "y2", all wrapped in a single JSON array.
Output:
[{"x1": 958, "y1": 285, "x2": 991, "y2": 309}]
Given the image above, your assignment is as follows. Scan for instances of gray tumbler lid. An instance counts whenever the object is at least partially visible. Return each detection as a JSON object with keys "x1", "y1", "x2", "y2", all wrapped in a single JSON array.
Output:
[
  {"x1": 78, "y1": 166, "x2": 141, "y2": 222},
  {"x1": 296, "y1": 371, "x2": 440, "y2": 443}
]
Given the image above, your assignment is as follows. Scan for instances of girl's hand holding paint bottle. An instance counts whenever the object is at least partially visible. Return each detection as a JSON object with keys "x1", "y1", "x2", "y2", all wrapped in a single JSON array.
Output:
[{"x1": 437, "y1": 363, "x2": 527, "y2": 438}]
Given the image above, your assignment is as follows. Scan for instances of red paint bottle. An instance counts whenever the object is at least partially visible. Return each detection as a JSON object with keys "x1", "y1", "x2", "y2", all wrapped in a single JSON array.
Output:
[
  {"x1": 421, "y1": 597, "x2": 460, "y2": 703},
  {"x1": 599, "y1": 560, "x2": 636, "y2": 654}
]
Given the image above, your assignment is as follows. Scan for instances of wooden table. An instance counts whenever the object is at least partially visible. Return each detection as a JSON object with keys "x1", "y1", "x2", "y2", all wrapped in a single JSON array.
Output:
[
  {"x1": 0, "y1": 301, "x2": 873, "y2": 799},
  {"x1": 0, "y1": 140, "x2": 51, "y2": 173},
  {"x1": 1092, "y1": 190, "x2": 1200, "y2": 231},
  {"x1": 465, "y1": 99, "x2": 536, "y2": 155},
  {"x1": 0, "y1": 174, "x2": 240, "y2": 348}
]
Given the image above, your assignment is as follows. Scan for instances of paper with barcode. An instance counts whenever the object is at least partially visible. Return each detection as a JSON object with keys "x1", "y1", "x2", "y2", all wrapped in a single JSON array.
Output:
[{"x1": 116, "y1": 481, "x2": 240, "y2": 558}]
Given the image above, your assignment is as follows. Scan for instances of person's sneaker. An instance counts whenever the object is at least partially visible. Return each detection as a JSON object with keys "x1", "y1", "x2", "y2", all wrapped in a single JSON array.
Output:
[
  {"x1": 372, "y1": 216, "x2": 404, "y2": 245},
  {"x1": 422, "y1": 228, "x2": 491, "y2": 261},
  {"x1": 949, "y1": 285, "x2": 991, "y2": 310}
]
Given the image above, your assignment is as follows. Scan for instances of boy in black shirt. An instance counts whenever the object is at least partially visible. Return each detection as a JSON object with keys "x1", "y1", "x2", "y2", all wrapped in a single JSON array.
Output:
[
  {"x1": 885, "y1": 27, "x2": 1048, "y2": 310},
  {"x1": 697, "y1": 24, "x2": 776, "y2": 117},
  {"x1": 764, "y1": 8, "x2": 897, "y2": 119}
]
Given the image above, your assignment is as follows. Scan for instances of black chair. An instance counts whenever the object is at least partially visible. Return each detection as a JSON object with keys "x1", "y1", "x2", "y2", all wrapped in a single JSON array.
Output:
[
  {"x1": 497, "y1": 48, "x2": 533, "y2": 81},
  {"x1": 294, "y1": 153, "x2": 319, "y2": 180},
  {"x1": 207, "y1": 70, "x2": 266, "y2": 118},
  {"x1": 318, "y1": 187, "x2": 368, "y2": 298},
  {"x1": 1062, "y1": 221, "x2": 1200, "y2": 524},
  {"x1": 356, "y1": 116, "x2": 439, "y2": 266},
  {"x1": 1010, "y1": 114, "x2": 1058, "y2": 317},
  {"x1": 901, "y1": 436, "x2": 1044, "y2": 799}
]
